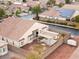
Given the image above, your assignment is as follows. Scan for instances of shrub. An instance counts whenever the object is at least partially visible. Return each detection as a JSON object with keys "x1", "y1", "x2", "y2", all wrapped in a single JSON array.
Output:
[
  {"x1": 26, "y1": 52, "x2": 40, "y2": 59},
  {"x1": 74, "y1": 15, "x2": 79, "y2": 23}
]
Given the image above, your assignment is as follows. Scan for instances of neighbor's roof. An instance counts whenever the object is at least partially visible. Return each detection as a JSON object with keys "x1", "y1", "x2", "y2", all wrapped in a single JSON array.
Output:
[
  {"x1": 27, "y1": 0, "x2": 40, "y2": 7},
  {"x1": 40, "y1": 8, "x2": 75, "y2": 19},
  {"x1": 39, "y1": 9, "x2": 59, "y2": 17},
  {"x1": 0, "y1": 17, "x2": 35, "y2": 41},
  {"x1": 56, "y1": 0, "x2": 65, "y2": 3},
  {"x1": 62, "y1": 4, "x2": 79, "y2": 10}
]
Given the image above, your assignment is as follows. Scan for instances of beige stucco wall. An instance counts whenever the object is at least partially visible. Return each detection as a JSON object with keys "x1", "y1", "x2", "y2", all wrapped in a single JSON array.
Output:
[
  {"x1": 58, "y1": 17, "x2": 66, "y2": 20},
  {"x1": 0, "y1": 36, "x2": 19, "y2": 48},
  {"x1": 19, "y1": 23, "x2": 48, "y2": 47},
  {"x1": 0, "y1": 44, "x2": 8, "y2": 56}
]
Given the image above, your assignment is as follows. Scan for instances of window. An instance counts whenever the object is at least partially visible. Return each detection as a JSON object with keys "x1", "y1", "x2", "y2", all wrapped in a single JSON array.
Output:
[
  {"x1": 19, "y1": 38, "x2": 25, "y2": 45},
  {"x1": 13, "y1": 42, "x2": 14, "y2": 45},
  {"x1": 21, "y1": 41, "x2": 24, "y2": 45},
  {"x1": 32, "y1": 29, "x2": 38, "y2": 37},
  {"x1": 0, "y1": 48, "x2": 2, "y2": 53},
  {"x1": 3, "y1": 48, "x2": 5, "y2": 52},
  {"x1": 2, "y1": 37, "x2": 4, "y2": 41},
  {"x1": 28, "y1": 34, "x2": 33, "y2": 40}
]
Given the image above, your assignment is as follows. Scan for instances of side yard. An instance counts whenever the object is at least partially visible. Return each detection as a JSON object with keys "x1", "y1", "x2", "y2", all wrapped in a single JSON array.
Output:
[{"x1": 46, "y1": 44, "x2": 76, "y2": 59}]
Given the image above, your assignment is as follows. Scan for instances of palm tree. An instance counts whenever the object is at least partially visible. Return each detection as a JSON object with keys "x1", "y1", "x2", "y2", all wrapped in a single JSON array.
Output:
[
  {"x1": 15, "y1": 8, "x2": 22, "y2": 16},
  {"x1": 0, "y1": 8, "x2": 6, "y2": 19},
  {"x1": 23, "y1": 0, "x2": 27, "y2": 3},
  {"x1": 31, "y1": 5, "x2": 41, "y2": 20}
]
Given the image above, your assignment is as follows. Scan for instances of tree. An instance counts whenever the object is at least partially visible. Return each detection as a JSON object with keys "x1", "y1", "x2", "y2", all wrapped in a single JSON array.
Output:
[
  {"x1": 15, "y1": 8, "x2": 21, "y2": 16},
  {"x1": 65, "y1": 0, "x2": 70, "y2": 4},
  {"x1": 47, "y1": 0, "x2": 56, "y2": 6},
  {"x1": 58, "y1": 3, "x2": 64, "y2": 7},
  {"x1": 7, "y1": 1, "x2": 12, "y2": 5},
  {"x1": 75, "y1": 15, "x2": 79, "y2": 23},
  {"x1": 23, "y1": 0, "x2": 27, "y2": 3},
  {"x1": 31, "y1": 5, "x2": 41, "y2": 20},
  {"x1": 0, "y1": 8, "x2": 6, "y2": 19}
]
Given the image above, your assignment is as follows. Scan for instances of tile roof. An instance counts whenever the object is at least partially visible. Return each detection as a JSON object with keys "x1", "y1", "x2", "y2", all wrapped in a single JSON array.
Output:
[
  {"x1": 40, "y1": 8, "x2": 75, "y2": 19},
  {"x1": 62, "y1": 4, "x2": 79, "y2": 10},
  {"x1": 56, "y1": 0, "x2": 65, "y2": 3},
  {"x1": 27, "y1": 1, "x2": 40, "y2": 7},
  {"x1": 40, "y1": 9, "x2": 59, "y2": 17},
  {"x1": 0, "y1": 17, "x2": 35, "y2": 41}
]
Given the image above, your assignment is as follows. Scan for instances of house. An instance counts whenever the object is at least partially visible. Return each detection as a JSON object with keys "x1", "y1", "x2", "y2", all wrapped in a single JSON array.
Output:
[
  {"x1": 0, "y1": 17, "x2": 48, "y2": 48},
  {"x1": 62, "y1": 4, "x2": 79, "y2": 11},
  {"x1": 70, "y1": 0, "x2": 79, "y2": 3},
  {"x1": 55, "y1": 0, "x2": 65, "y2": 4},
  {"x1": 39, "y1": 8, "x2": 79, "y2": 21},
  {"x1": 0, "y1": 40, "x2": 8, "y2": 56},
  {"x1": 9, "y1": 3, "x2": 29, "y2": 13}
]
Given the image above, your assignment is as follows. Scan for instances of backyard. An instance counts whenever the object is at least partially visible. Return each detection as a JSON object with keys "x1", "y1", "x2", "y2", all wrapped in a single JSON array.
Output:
[{"x1": 39, "y1": 17, "x2": 79, "y2": 30}]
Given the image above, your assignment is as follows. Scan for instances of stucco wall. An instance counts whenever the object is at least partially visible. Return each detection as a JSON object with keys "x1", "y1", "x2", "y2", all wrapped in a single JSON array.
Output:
[
  {"x1": 0, "y1": 45, "x2": 8, "y2": 56},
  {"x1": 19, "y1": 23, "x2": 48, "y2": 47}
]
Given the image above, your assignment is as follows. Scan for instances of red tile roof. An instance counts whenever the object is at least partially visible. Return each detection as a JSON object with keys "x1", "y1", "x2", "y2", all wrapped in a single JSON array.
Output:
[
  {"x1": 40, "y1": 9, "x2": 59, "y2": 17},
  {"x1": 0, "y1": 17, "x2": 35, "y2": 41}
]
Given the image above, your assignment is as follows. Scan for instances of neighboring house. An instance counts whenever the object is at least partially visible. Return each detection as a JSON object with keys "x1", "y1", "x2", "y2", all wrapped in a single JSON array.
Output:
[
  {"x1": 8, "y1": 0, "x2": 40, "y2": 13},
  {"x1": 0, "y1": 17, "x2": 48, "y2": 48},
  {"x1": 9, "y1": 3, "x2": 29, "y2": 13},
  {"x1": 62, "y1": 4, "x2": 79, "y2": 11},
  {"x1": 70, "y1": 0, "x2": 79, "y2": 2},
  {"x1": 0, "y1": 40, "x2": 8, "y2": 56},
  {"x1": 26, "y1": 0, "x2": 40, "y2": 7},
  {"x1": 39, "y1": 8, "x2": 79, "y2": 21},
  {"x1": 55, "y1": 0, "x2": 65, "y2": 4}
]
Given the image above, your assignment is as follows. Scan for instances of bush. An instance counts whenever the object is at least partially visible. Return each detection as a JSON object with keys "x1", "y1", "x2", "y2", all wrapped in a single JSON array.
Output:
[
  {"x1": 68, "y1": 24, "x2": 76, "y2": 27},
  {"x1": 26, "y1": 52, "x2": 41, "y2": 59},
  {"x1": 75, "y1": 15, "x2": 79, "y2": 23},
  {"x1": 65, "y1": 0, "x2": 71, "y2": 4},
  {"x1": 58, "y1": 3, "x2": 64, "y2": 7}
]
